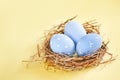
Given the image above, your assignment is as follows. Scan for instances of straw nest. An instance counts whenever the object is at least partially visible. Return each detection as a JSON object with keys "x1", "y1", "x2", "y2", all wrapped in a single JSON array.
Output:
[{"x1": 23, "y1": 16, "x2": 115, "y2": 71}]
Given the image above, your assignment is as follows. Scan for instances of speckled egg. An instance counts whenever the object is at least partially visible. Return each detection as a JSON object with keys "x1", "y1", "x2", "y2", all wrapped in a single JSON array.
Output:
[
  {"x1": 50, "y1": 34, "x2": 75, "y2": 56},
  {"x1": 76, "y1": 33, "x2": 102, "y2": 56},
  {"x1": 64, "y1": 21, "x2": 86, "y2": 44}
]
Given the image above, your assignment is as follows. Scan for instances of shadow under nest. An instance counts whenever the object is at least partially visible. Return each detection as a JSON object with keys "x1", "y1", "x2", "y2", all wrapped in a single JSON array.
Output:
[{"x1": 24, "y1": 16, "x2": 115, "y2": 71}]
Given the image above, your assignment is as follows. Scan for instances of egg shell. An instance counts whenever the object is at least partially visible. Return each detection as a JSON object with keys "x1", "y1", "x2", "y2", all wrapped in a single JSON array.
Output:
[
  {"x1": 50, "y1": 34, "x2": 75, "y2": 56},
  {"x1": 64, "y1": 21, "x2": 86, "y2": 44},
  {"x1": 76, "y1": 33, "x2": 102, "y2": 56}
]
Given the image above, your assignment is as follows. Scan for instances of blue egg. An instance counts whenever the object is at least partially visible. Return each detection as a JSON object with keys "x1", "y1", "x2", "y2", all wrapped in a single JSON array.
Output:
[
  {"x1": 50, "y1": 34, "x2": 75, "y2": 56},
  {"x1": 76, "y1": 33, "x2": 102, "y2": 56},
  {"x1": 64, "y1": 21, "x2": 86, "y2": 44}
]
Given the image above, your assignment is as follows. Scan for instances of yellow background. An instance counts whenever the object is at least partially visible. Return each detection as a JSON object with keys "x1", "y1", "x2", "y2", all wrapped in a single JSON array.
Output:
[{"x1": 0, "y1": 0, "x2": 120, "y2": 80}]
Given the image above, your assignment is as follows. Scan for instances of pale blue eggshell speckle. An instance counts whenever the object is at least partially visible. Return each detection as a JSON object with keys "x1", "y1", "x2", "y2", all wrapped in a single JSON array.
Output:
[
  {"x1": 50, "y1": 34, "x2": 75, "y2": 56},
  {"x1": 64, "y1": 21, "x2": 86, "y2": 44},
  {"x1": 76, "y1": 33, "x2": 102, "y2": 56}
]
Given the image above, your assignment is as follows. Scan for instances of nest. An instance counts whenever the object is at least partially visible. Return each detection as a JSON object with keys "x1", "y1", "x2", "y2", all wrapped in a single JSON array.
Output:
[{"x1": 23, "y1": 16, "x2": 115, "y2": 71}]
